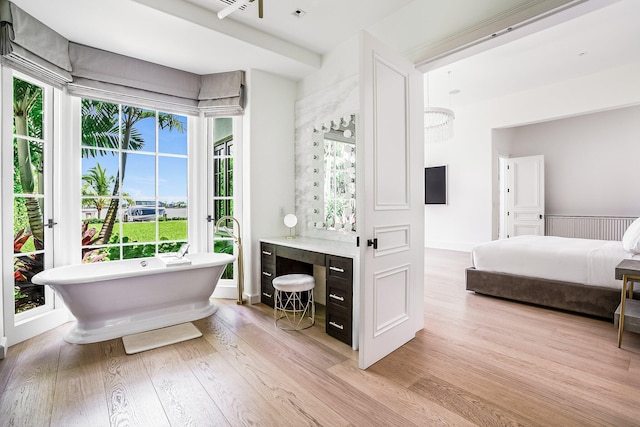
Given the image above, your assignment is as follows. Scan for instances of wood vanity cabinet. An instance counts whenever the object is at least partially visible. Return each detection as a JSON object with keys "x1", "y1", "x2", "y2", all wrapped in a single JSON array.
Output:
[
  {"x1": 325, "y1": 255, "x2": 353, "y2": 346},
  {"x1": 260, "y1": 242, "x2": 276, "y2": 307},
  {"x1": 259, "y1": 239, "x2": 354, "y2": 346}
]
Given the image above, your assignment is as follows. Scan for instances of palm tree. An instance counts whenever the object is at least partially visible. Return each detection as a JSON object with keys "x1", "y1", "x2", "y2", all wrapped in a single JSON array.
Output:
[
  {"x1": 13, "y1": 78, "x2": 44, "y2": 250},
  {"x1": 82, "y1": 163, "x2": 114, "y2": 219},
  {"x1": 81, "y1": 100, "x2": 185, "y2": 245}
]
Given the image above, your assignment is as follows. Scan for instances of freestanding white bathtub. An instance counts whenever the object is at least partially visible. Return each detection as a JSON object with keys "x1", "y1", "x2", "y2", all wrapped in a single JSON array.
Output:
[{"x1": 32, "y1": 252, "x2": 236, "y2": 344}]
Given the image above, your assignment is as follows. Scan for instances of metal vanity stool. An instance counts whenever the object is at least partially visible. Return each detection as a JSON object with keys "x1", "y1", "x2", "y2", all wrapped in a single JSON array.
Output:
[{"x1": 272, "y1": 274, "x2": 315, "y2": 330}]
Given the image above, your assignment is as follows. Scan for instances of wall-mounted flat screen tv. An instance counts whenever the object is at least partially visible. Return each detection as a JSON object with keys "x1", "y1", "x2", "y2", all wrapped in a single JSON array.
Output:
[{"x1": 425, "y1": 165, "x2": 447, "y2": 205}]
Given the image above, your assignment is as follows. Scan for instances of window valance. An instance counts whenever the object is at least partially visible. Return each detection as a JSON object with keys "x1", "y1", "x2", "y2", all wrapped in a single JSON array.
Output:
[
  {"x1": 0, "y1": 0, "x2": 245, "y2": 115},
  {"x1": 0, "y1": 0, "x2": 72, "y2": 86},
  {"x1": 199, "y1": 71, "x2": 245, "y2": 117}
]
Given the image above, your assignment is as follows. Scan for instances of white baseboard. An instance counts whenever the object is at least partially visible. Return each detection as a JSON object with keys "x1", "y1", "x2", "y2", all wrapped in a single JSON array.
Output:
[{"x1": 0, "y1": 336, "x2": 7, "y2": 359}]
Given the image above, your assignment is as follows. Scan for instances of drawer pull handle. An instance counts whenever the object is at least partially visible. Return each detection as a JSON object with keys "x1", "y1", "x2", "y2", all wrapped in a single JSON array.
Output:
[
  {"x1": 262, "y1": 272, "x2": 272, "y2": 277},
  {"x1": 262, "y1": 250, "x2": 272, "y2": 256},
  {"x1": 262, "y1": 292, "x2": 272, "y2": 298},
  {"x1": 329, "y1": 321, "x2": 344, "y2": 330},
  {"x1": 329, "y1": 266, "x2": 345, "y2": 273},
  {"x1": 329, "y1": 293, "x2": 345, "y2": 302}
]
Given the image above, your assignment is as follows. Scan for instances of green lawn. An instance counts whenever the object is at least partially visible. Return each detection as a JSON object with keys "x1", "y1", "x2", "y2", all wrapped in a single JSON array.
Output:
[{"x1": 87, "y1": 220, "x2": 188, "y2": 243}]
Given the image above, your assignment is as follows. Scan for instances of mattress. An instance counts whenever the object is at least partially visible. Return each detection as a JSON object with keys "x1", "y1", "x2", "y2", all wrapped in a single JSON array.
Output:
[{"x1": 471, "y1": 235, "x2": 638, "y2": 289}]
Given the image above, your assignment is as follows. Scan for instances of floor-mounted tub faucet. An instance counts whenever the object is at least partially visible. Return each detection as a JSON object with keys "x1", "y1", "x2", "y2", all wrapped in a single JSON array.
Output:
[{"x1": 215, "y1": 216, "x2": 244, "y2": 305}]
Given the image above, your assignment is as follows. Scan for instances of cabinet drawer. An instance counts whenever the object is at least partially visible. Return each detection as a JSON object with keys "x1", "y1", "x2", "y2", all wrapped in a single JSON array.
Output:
[
  {"x1": 326, "y1": 311, "x2": 352, "y2": 346},
  {"x1": 261, "y1": 268, "x2": 275, "y2": 281},
  {"x1": 261, "y1": 283, "x2": 275, "y2": 307},
  {"x1": 326, "y1": 255, "x2": 353, "y2": 283},
  {"x1": 261, "y1": 243, "x2": 276, "y2": 266},
  {"x1": 326, "y1": 281, "x2": 352, "y2": 311}
]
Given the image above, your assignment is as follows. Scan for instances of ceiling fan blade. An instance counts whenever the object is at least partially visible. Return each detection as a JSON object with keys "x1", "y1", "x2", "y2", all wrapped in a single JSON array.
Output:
[
  {"x1": 258, "y1": 0, "x2": 263, "y2": 18},
  {"x1": 217, "y1": 0, "x2": 251, "y2": 20}
]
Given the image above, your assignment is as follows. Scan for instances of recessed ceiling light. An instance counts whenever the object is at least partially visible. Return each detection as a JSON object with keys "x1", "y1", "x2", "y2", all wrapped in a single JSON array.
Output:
[{"x1": 293, "y1": 9, "x2": 306, "y2": 18}]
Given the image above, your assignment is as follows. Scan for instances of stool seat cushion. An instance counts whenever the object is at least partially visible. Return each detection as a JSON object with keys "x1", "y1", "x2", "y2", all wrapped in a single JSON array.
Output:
[{"x1": 272, "y1": 274, "x2": 315, "y2": 292}]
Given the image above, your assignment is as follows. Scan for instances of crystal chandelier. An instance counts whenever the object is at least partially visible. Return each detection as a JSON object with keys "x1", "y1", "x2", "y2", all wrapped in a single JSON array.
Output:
[
  {"x1": 424, "y1": 107, "x2": 455, "y2": 143},
  {"x1": 424, "y1": 71, "x2": 455, "y2": 143}
]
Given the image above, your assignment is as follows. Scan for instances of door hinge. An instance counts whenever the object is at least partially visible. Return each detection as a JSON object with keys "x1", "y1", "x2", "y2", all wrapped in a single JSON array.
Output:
[
  {"x1": 507, "y1": 211, "x2": 510, "y2": 216},
  {"x1": 367, "y1": 238, "x2": 378, "y2": 249},
  {"x1": 356, "y1": 236, "x2": 360, "y2": 247},
  {"x1": 507, "y1": 188, "x2": 510, "y2": 193},
  {"x1": 206, "y1": 215, "x2": 213, "y2": 223},
  {"x1": 46, "y1": 219, "x2": 58, "y2": 228}
]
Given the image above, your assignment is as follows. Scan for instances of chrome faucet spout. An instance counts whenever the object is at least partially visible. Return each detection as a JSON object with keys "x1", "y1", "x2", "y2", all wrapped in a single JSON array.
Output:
[{"x1": 215, "y1": 216, "x2": 241, "y2": 245}]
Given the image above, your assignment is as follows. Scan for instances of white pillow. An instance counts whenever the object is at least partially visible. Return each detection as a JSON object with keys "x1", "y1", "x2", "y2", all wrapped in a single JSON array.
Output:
[{"x1": 622, "y1": 217, "x2": 640, "y2": 253}]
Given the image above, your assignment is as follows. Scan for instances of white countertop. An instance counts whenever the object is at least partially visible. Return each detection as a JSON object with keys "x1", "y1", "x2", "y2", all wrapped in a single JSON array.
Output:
[{"x1": 260, "y1": 236, "x2": 358, "y2": 258}]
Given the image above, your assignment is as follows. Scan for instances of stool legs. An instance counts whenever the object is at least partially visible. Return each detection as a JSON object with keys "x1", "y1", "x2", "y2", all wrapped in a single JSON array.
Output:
[{"x1": 274, "y1": 288, "x2": 315, "y2": 330}]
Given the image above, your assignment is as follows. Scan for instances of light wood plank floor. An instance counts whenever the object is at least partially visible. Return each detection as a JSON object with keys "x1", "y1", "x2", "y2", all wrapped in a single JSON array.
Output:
[{"x1": 1, "y1": 248, "x2": 640, "y2": 426}]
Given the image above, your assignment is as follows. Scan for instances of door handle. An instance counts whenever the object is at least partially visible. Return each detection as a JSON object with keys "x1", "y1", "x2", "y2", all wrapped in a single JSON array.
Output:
[{"x1": 367, "y1": 238, "x2": 378, "y2": 249}]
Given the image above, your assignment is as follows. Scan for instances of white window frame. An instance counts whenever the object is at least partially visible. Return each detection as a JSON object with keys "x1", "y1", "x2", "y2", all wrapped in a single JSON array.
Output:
[
  {"x1": 208, "y1": 116, "x2": 243, "y2": 300},
  {"x1": 1, "y1": 67, "x2": 68, "y2": 346}
]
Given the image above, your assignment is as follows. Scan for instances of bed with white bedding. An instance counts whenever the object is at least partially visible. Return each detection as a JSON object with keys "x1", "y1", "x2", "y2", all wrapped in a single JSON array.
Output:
[{"x1": 466, "y1": 235, "x2": 639, "y2": 319}]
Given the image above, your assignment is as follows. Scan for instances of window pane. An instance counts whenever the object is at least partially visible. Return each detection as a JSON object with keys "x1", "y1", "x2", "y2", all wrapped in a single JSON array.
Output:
[
  {"x1": 81, "y1": 246, "x2": 114, "y2": 263},
  {"x1": 214, "y1": 239, "x2": 234, "y2": 279},
  {"x1": 82, "y1": 197, "x2": 117, "y2": 221},
  {"x1": 159, "y1": 217, "x2": 187, "y2": 242},
  {"x1": 81, "y1": 99, "x2": 119, "y2": 150},
  {"x1": 82, "y1": 150, "x2": 119, "y2": 197},
  {"x1": 122, "y1": 153, "x2": 155, "y2": 199},
  {"x1": 159, "y1": 113, "x2": 187, "y2": 155},
  {"x1": 123, "y1": 244, "x2": 156, "y2": 259},
  {"x1": 13, "y1": 78, "x2": 43, "y2": 139},
  {"x1": 123, "y1": 106, "x2": 155, "y2": 152},
  {"x1": 13, "y1": 197, "x2": 44, "y2": 251},
  {"x1": 14, "y1": 254, "x2": 45, "y2": 313},
  {"x1": 158, "y1": 156, "x2": 187, "y2": 198},
  {"x1": 158, "y1": 241, "x2": 186, "y2": 254},
  {"x1": 122, "y1": 218, "x2": 156, "y2": 243},
  {"x1": 13, "y1": 138, "x2": 44, "y2": 195}
]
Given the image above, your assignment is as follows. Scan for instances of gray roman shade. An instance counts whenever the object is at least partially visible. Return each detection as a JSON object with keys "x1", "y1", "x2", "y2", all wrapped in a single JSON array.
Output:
[
  {"x1": 0, "y1": 1, "x2": 246, "y2": 116},
  {"x1": 68, "y1": 43, "x2": 245, "y2": 116},
  {"x1": 199, "y1": 71, "x2": 245, "y2": 117},
  {"x1": 68, "y1": 43, "x2": 201, "y2": 114},
  {"x1": 0, "y1": 0, "x2": 72, "y2": 85}
]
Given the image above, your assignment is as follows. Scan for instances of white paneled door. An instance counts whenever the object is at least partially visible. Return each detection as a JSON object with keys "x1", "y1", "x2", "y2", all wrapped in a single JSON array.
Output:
[
  {"x1": 506, "y1": 155, "x2": 545, "y2": 237},
  {"x1": 358, "y1": 32, "x2": 424, "y2": 369}
]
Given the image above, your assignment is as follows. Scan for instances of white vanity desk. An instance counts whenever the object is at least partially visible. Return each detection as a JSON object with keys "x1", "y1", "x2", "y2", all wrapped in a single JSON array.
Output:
[{"x1": 259, "y1": 236, "x2": 359, "y2": 348}]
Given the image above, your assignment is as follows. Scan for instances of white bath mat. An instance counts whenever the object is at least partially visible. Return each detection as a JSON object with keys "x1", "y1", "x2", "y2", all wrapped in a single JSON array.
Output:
[{"x1": 122, "y1": 322, "x2": 202, "y2": 354}]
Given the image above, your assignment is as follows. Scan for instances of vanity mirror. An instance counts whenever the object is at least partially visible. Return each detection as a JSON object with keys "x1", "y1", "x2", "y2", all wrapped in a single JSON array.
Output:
[{"x1": 309, "y1": 114, "x2": 356, "y2": 232}]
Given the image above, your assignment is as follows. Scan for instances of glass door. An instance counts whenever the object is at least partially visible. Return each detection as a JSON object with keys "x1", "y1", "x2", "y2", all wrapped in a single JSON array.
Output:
[
  {"x1": 208, "y1": 117, "x2": 241, "y2": 299},
  {"x1": 2, "y1": 70, "x2": 66, "y2": 346}
]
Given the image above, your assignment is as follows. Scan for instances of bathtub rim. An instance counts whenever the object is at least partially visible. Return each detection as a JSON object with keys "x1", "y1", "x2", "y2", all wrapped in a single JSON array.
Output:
[{"x1": 32, "y1": 252, "x2": 236, "y2": 286}]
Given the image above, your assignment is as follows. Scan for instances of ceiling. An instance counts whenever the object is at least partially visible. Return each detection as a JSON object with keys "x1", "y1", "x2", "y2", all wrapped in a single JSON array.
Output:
[
  {"x1": 11, "y1": 0, "x2": 414, "y2": 79},
  {"x1": 9, "y1": 0, "x2": 640, "y2": 106},
  {"x1": 426, "y1": 0, "x2": 640, "y2": 108}
]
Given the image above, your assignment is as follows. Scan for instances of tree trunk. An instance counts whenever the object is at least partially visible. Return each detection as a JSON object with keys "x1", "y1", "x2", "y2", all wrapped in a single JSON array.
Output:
[
  {"x1": 94, "y1": 116, "x2": 133, "y2": 245},
  {"x1": 15, "y1": 114, "x2": 44, "y2": 251}
]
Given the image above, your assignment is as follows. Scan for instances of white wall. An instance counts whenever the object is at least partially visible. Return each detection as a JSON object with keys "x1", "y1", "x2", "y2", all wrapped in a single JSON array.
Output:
[
  {"x1": 425, "y1": 62, "x2": 640, "y2": 251},
  {"x1": 505, "y1": 104, "x2": 640, "y2": 217},
  {"x1": 244, "y1": 69, "x2": 297, "y2": 302}
]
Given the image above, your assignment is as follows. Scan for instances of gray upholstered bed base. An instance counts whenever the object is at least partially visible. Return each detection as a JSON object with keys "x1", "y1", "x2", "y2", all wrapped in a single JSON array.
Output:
[{"x1": 465, "y1": 267, "x2": 622, "y2": 320}]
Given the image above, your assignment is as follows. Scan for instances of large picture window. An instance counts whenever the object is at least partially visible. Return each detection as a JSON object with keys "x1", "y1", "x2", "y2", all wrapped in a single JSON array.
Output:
[{"x1": 80, "y1": 99, "x2": 188, "y2": 262}]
